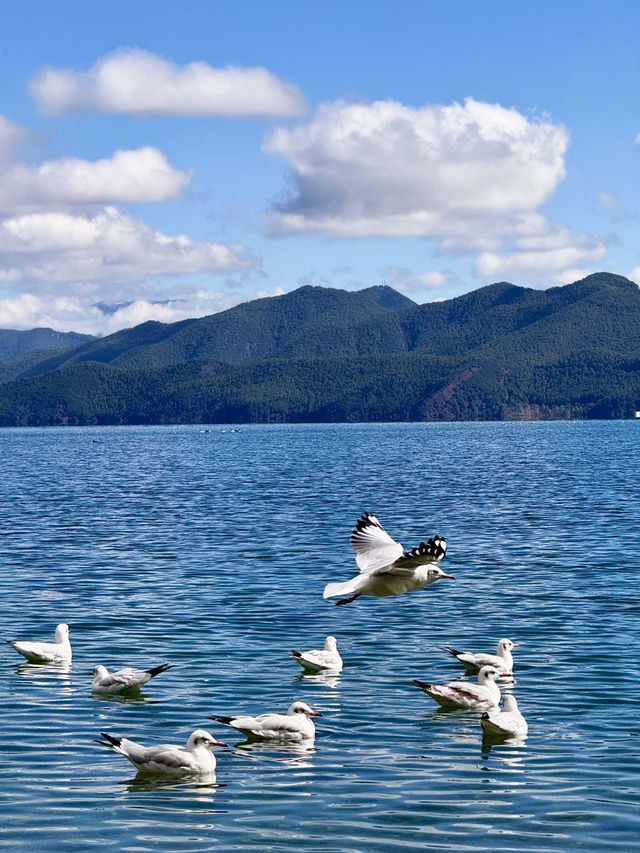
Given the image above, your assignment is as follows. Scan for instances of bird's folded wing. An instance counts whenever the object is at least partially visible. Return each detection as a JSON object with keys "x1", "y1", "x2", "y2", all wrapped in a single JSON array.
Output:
[
  {"x1": 351, "y1": 514, "x2": 403, "y2": 573},
  {"x1": 110, "y1": 668, "x2": 144, "y2": 688},
  {"x1": 445, "y1": 683, "x2": 486, "y2": 703},
  {"x1": 148, "y1": 747, "x2": 192, "y2": 769},
  {"x1": 300, "y1": 651, "x2": 327, "y2": 667},
  {"x1": 252, "y1": 714, "x2": 294, "y2": 732}
]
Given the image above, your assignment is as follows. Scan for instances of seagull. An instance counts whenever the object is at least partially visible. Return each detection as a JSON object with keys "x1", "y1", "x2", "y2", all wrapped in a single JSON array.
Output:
[
  {"x1": 323, "y1": 513, "x2": 452, "y2": 605},
  {"x1": 6, "y1": 623, "x2": 72, "y2": 663},
  {"x1": 444, "y1": 638, "x2": 519, "y2": 674},
  {"x1": 91, "y1": 662, "x2": 174, "y2": 694},
  {"x1": 210, "y1": 700, "x2": 321, "y2": 742},
  {"x1": 413, "y1": 665, "x2": 502, "y2": 710},
  {"x1": 291, "y1": 636, "x2": 343, "y2": 673},
  {"x1": 481, "y1": 694, "x2": 528, "y2": 737},
  {"x1": 96, "y1": 729, "x2": 227, "y2": 776}
]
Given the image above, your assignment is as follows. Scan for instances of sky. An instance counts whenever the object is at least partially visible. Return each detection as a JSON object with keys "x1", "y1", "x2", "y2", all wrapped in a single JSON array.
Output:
[{"x1": 0, "y1": 0, "x2": 638, "y2": 334}]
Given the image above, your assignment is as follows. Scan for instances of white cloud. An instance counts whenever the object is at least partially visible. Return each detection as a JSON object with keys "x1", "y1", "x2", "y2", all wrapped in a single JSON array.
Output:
[
  {"x1": 264, "y1": 97, "x2": 569, "y2": 245},
  {"x1": 0, "y1": 147, "x2": 191, "y2": 212},
  {"x1": 0, "y1": 289, "x2": 246, "y2": 335},
  {"x1": 382, "y1": 265, "x2": 449, "y2": 294},
  {"x1": 0, "y1": 115, "x2": 30, "y2": 164},
  {"x1": 0, "y1": 207, "x2": 255, "y2": 287},
  {"x1": 475, "y1": 224, "x2": 606, "y2": 284},
  {"x1": 629, "y1": 267, "x2": 640, "y2": 284},
  {"x1": 30, "y1": 48, "x2": 306, "y2": 118}
]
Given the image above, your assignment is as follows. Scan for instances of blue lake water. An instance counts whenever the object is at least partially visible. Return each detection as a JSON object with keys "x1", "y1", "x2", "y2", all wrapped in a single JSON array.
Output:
[{"x1": 0, "y1": 421, "x2": 639, "y2": 851}]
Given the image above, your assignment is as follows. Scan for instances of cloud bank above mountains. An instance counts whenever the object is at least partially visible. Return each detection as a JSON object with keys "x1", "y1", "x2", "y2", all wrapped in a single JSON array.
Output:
[{"x1": 0, "y1": 47, "x2": 620, "y2": 333}]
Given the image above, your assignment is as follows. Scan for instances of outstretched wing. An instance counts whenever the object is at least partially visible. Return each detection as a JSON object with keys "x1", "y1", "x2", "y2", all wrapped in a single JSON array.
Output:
[
  {"x1": 392, "y1": 536, "x2": 447, "y2": 570},
  {"x1": 351, "y1": 513, "x2": 403, "y2": 573}
]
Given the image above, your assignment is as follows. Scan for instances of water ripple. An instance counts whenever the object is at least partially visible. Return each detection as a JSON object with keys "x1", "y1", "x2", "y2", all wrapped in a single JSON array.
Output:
[{"x1": 0, "y1": 421, "x2": 639, "y2": 850}]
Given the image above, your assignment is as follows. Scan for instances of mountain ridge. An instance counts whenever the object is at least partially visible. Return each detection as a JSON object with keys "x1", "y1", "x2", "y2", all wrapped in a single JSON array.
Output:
[{"x1": 0, "y1": 272, "x2": 638, "y2": 425}]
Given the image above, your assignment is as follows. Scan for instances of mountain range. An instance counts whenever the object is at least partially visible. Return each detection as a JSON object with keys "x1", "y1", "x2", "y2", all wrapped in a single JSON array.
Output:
[{"x1": 0, "y1": 272, "x2": 638, "y2": 425}]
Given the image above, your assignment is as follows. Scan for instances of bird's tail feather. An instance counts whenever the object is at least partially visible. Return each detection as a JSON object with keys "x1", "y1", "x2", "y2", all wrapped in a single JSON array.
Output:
[
  {"x1": 412, "y1": 679, "x2": 433, "y2": 692},
  {"x1": 443, "y1": 646, "x2": 462, "y2": 658},
  {"x1": 146, "y1": 662, "x2": 174, "y2": 678},
  {"x1": 323, "y1": 578, "x2": 360, "y2": 600},
  {"x1": 209, "y1": 715, "x2": 233, "y2": 725},
  {"x1": 96, "y1": 732, "x2": 122, "y2": 750}
]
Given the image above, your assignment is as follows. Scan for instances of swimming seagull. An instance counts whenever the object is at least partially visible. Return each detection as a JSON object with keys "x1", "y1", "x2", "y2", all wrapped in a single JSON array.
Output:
[
  {"x1": 323, "y1": 513, "x2": 452, "y2": 605},
  {"x1": 413, "y1": 665, "x2": 502, "y2": 710},
  {"x1": 444, "y1": 638, "x2": 519, "y2": 674},
  {"x1": 209, "y1": 700, "x2": 321, "y2": 742},
  {"x1": 91, "y1": 663, "x2": 174, "y2": 694},
  {"x1": 6, "y1": 623, "x2": 72, "y2": 663},
  {"x1": 291, "y1": 636, "x2": 343, "y2": 673},
  {"x1": 481, "y1": 694, "x2": 528, "y2": 737},
  {"x1": 96, "y1": 730, "x2": 227, "y2": 776}
]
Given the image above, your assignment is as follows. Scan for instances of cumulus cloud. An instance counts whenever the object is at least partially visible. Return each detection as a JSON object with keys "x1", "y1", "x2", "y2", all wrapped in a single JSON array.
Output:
[
  {"x1": 474, "y1": 224, "x2": 606, "y2": 284},
  {"x1": 264, "y1": 97, "x2": 569, "y2": 245},
  {"x1": 382, "y1": 265, "x2": 450, "y2": 294},
  {"x1": 0, "y1": 207, "x2": 255, "y2": 288},
  {"x1": 30, "y1": 48, "x2": 306, "y2": 118},
  {"x1": 0, "y1": 147, "x2": 191, "y2": 212},
  {"x1": 0, "y1": 115, "x2": 30, "y2": 164},
  {"x1": 0, "y1": 289, "x2": 247, "y2": 335}
]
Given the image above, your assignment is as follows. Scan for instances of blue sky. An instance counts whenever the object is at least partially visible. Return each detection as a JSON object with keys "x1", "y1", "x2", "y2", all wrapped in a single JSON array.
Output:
[{"x1": 0, "y1": 0, "x2": 638, "y2": 333}]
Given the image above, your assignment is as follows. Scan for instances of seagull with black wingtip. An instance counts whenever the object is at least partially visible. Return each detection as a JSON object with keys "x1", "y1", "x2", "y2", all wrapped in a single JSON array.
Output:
[{"x1": 323, "y1": 513, "x2": 453, "y2": 605}]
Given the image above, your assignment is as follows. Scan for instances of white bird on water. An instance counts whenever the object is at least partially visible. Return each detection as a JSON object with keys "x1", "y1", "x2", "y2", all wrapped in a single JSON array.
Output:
[
  {"x1": 6, "y1": 623, "x2": 72, "y2": 663},
  {"x1": 291, "y1": 636, "x2": 343, "y2": 673},
  {"x1": 481, "y1": 694, "x2": 528, "y2": 737},
  {"x1": 323, "y1": 513, "x2": 452, "y2": 605},
  {"x1": 210, "y1": 700, "x2": 321, "y2": 742},
  {"x1": 444, "y1": 638, "x2": 519, "y2": 674},
  {"x1": 96, "y1": 729, "x2": 227, "y2": 776},
  {"x1": 91, "y1": 662, "x2": 174, "y2": 694},
  {"x1": 413, "y1": 665, "x2": 502, "y2": 710}
]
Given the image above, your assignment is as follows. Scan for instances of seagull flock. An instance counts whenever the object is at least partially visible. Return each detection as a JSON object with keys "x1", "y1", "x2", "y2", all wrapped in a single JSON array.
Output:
[{"x1": 5, "y1": 512, "x2": 527, "y2": 778}]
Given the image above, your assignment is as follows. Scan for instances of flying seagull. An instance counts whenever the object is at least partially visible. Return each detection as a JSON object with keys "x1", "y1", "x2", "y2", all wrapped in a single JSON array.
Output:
[{"x1": 323, "y1": 513, "x2": 452, "y2": 605}]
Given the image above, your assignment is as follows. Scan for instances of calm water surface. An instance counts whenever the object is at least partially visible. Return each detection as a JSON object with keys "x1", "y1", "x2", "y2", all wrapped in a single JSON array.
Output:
[{"x1": 0, "y1": 421, "x2": 639, "y2": 851}]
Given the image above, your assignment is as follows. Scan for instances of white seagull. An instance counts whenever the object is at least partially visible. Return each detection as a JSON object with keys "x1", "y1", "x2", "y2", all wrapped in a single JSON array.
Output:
[
  {"x1": 413, "y1": 665, "x2": 502, "y2": 710},
  {"x1": 6, "y1": 623, "x2": 72, "y2": 663},
  {"x1": 210, "y1": 700, "x2": 321, "y2": 742},
  {"x1": 91, "y1": 662, "x2": 174, "y2": 694},
  {"x1": 96, "y1": 729, "x2": 227, "y2": 776},
  {"x1": 481, "y1": 694, "x2": 528, "y2": 737},
  {"x1": 291, "y1": 636, "x2": 343, "y2": 673},
  {"x1": 444, "y1": 638, "x2": 519, "y2": 674},
  {"x1": 323, "y1": 513, "x2": 452, "y2": 605}
]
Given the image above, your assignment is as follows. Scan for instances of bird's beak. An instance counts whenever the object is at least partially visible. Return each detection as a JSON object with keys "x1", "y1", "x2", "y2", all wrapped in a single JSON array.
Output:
[
  {"x1": 212, "y1": 739, "x2": 228, "y2": 748},
  {"x1": 441, "y1": 573, "x2": 455, "y2": 580},
  {"x1": 512, "y1": 643, "x2": 520, "y2": 648},
  {"x1": 310, "y1": 710, "x2": 323, "y2": 717}
]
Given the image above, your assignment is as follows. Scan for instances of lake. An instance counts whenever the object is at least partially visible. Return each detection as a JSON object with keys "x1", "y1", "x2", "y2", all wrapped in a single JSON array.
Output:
[{"x1": 0, "y1": 421, "x2": 638, "y2": 851}]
